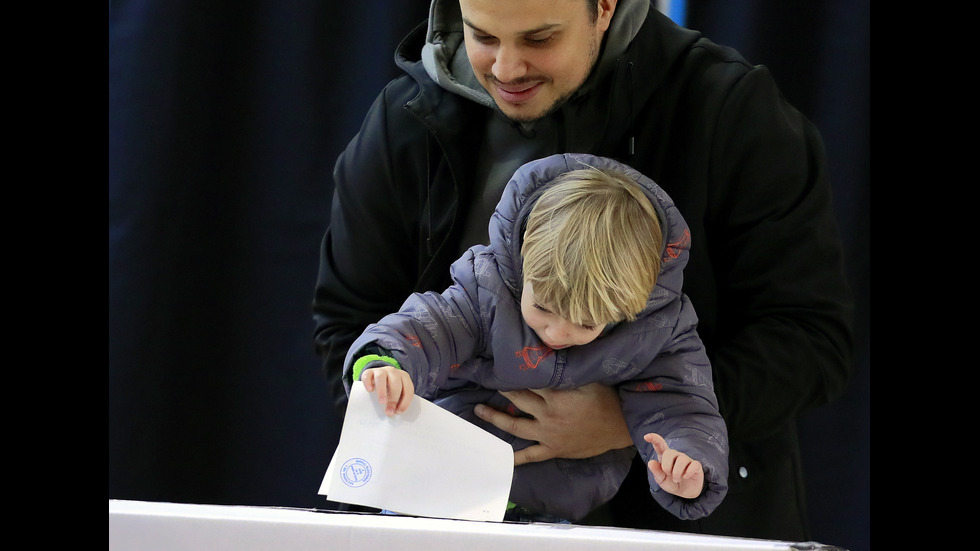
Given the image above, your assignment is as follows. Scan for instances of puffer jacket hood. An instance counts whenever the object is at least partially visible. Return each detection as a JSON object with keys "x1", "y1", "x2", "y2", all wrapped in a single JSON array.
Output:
[{"x1": 488, "y1": 153, "x2": 691, "y2": 320}]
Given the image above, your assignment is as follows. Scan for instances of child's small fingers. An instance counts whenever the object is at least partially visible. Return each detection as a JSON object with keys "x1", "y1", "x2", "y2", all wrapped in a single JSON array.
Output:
[
  {"x1": 396, "y1": 396, "x2": 411, "y2": 414},
  {"x1": 390, "y1": 372, "x2": 410, "y2": 415},
  {"x1": 374, "y1": 372, "x2": 391, "y2": 405},
  {"x1": 398, "y1": 383, "x2": 414, "y2": 413},
  {"x1": 644, "y1": 433, "x2": 669, "y2": 457},
  {"x1": 673, "y1": 457, "x2": 693, "y2": 483},
  {"x1": 388, "y1": 374, "x2": 403, "y2": 400},
  {"x1": 659, "y1": 450, "x2": 677, "y2": 477},
  {"x1": 361, "y1": 370, "x2": 376, "y2": 391},
  {"x1": 647, "y1": 459, "x2": 666, "y2": 484}
]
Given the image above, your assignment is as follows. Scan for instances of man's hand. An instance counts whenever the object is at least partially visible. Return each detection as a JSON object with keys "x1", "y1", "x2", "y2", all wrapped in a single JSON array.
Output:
[{"x1": 474, "y1": 383, "x2": 633, "y2": 466}]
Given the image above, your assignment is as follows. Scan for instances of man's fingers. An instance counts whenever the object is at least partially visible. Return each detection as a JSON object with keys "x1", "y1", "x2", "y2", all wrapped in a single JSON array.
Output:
[
  {"x1": 514, "y1": 444, "x2": 556, "y2": 466},
  {"x1": 475, "y1": 403, "x2": 536, "y2": 439},
  {"x1": 499, "y1": 389, "x2": 546, "y2": 415}
]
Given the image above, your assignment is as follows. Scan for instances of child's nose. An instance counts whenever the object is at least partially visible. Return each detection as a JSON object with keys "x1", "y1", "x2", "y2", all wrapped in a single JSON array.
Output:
[{"x1": 547, "y1": 321, "x2": 571, "y2": 341}]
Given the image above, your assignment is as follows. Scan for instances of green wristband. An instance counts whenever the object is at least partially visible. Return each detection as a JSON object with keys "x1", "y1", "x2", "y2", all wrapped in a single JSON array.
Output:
[{"x1": 351, "y1": 354, "x2": 401, "y2": 382}]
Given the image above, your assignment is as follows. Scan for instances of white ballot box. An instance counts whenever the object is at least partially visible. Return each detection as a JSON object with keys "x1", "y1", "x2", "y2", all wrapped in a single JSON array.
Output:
[{"x1": 109, "y1": 500, "x2": 843, "y2": 551}]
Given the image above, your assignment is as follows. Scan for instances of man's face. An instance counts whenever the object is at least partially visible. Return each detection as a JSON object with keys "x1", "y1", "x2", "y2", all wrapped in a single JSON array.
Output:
[{"x1": 459, "y1": 0, "x2": 616, "y2": 122}]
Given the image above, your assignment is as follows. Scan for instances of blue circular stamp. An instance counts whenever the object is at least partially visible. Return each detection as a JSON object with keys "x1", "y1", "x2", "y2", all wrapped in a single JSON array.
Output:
[{"x1": 340, "y1": 458, "x2": 372, "y2": 488}]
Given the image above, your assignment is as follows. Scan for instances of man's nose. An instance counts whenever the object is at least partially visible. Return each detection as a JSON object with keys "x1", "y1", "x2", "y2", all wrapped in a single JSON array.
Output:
[{"x1": 492, "y1": 44, "x2": 527, "y2": 83}]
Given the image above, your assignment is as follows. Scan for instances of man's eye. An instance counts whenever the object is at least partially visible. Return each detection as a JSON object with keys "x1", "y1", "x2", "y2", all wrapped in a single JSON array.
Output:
[
  {"x1": 533, "y1": 303, "x2": 550, "y2": 313},
  {"x1": 581, "y1": 325, "x2": 596, "y2": 331},
  {"x1": 472, "y1": 33, "x2": 496, "y2": 44},
  {"x1": 526, "y1": 33, "x2": 556, "y2": 46}
]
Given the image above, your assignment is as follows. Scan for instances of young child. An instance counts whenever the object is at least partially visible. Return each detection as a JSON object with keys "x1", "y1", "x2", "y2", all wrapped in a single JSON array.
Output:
[{"x1": 343, "y1": 153, "x2": 728, "y2": 522}]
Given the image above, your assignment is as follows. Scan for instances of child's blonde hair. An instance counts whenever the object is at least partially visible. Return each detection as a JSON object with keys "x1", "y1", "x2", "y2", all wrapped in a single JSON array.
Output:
[{"x1": 521, "y1": 166, "x2": 663, "y2": 326}]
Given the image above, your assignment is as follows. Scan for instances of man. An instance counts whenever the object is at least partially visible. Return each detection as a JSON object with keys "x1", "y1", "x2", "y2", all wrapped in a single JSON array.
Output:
[{"x1": 313, "y1": 0, "x2": 853, "y2": 541}]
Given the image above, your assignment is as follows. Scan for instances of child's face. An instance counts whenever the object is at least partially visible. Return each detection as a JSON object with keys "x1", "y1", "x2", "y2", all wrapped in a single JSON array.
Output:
[{"x1": 521, "y1": 282, "x2": 604, "y2": 350}]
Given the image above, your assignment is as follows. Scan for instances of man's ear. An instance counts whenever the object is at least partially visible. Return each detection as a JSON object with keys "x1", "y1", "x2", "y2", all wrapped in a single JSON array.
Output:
[{"x1": 596, "y1": 0, "x2": 618, "y2": 32}]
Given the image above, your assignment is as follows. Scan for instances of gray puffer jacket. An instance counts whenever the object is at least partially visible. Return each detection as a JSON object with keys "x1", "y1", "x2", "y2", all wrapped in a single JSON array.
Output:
[{"x1": 344, "y1": 153, "x2": 728, "y2": 521}]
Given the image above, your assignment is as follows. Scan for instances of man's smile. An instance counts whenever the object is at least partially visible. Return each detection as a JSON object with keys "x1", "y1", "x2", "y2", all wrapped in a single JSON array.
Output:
[{"x1": 488, "y1": 77, "x2": 546, "y2": 105}]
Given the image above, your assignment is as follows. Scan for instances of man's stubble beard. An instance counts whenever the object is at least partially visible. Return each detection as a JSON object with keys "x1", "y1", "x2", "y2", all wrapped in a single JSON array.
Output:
[{"x1": 494, "y1": 32, "x2": 602, "y2": 124}]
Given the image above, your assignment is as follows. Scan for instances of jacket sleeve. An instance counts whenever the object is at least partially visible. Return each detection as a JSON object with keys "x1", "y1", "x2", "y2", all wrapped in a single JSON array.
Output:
[
  {"x1": 312, "y1": 77, "x2": 435, "y2": 415},
  {"x1": 617, "y1": 295, "x2": 729, "y2": 520},
  {"x1": 342, "y1": 252, "x2": 486, "y2": 400},
  {"x1": 704, "y1": 65, "x2": 854, "y2": 442}
]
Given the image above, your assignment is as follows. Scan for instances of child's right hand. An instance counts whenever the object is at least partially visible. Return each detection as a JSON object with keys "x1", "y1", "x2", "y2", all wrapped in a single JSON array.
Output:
[
  {"x1": 644, "y1": 433, "x2": 705, "y2": 499},
  {"x1": 361, "y1": 365, "x2": 414, "y2": 417}
]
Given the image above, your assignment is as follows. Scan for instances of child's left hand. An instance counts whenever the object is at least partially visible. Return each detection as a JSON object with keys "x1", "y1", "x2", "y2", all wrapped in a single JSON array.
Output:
[{"x1": 644, "y1": 433, "x2": 704, "y2": 499}]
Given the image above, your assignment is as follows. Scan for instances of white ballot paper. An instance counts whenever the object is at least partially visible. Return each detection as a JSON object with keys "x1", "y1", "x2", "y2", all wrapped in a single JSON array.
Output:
[{"x1": 319, "y1": 381, "x2": 514, "y2": 522}]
